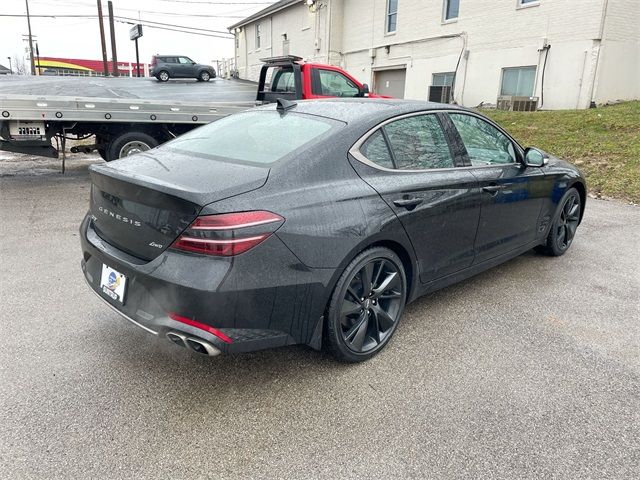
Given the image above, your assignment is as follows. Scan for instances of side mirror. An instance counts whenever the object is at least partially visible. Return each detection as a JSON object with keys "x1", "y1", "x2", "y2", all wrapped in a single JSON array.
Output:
[
  {"x1": 524, "y1": 147, "x2": 549, "y2": 167},
  {"x1": 360, "y1": 83, "x2": 370, "y2": 97}
]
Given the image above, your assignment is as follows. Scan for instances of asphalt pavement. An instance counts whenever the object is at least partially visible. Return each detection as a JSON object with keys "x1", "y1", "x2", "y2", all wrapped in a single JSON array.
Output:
[
  {"x1": 0, "y1": 75, "x2": 257, "y2": 102},
  {"x1": 0, "y1": 155, "x2": 638, "y2": 479}
]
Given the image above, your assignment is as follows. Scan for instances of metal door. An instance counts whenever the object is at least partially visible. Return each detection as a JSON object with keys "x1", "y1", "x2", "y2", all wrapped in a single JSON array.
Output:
[{"x1": 374, "y1": 69, "x2": 406, "y2": 98}]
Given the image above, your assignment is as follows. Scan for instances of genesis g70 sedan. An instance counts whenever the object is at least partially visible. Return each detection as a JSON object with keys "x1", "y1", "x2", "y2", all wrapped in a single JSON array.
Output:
[{"x1": 80, "y1": 99, "x2": 586, "y2": 362}]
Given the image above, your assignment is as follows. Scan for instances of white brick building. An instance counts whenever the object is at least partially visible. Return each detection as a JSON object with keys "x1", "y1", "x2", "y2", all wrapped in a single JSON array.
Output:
[{"x1": 229, "y1": 0, "x2": 639, "y2": 109}]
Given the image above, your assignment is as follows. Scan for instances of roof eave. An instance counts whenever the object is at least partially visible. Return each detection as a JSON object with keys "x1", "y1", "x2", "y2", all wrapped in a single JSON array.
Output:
[{"x1": 228, "y1": 0, "x2": 300, "y2": 32}]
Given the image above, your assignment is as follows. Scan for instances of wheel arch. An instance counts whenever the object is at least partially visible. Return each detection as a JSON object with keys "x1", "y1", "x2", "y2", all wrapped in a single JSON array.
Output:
[
  {"x1": 368, "y1": 239, "x2": 415, "y2": 303},
  {"x1": 311, "y1": 237, "x2": 417, "y2": 353},
  {"x1": 569, "y1": 180, "x2": 587, "y2": 224}
]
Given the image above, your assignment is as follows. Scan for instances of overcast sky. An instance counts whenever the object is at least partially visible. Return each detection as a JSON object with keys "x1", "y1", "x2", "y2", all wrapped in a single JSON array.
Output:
[{"x1": 0, "y1": 0, "x2": 277, "y2": 69}]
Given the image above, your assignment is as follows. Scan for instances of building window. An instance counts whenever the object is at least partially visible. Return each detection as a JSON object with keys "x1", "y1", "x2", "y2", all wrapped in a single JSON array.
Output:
[
  {"x1": 501, "y1": 66, "x2": 536, "y2": 97},
  {"x1": 443, "y1": 0, "x2": 459, "y2": 21},
  {"x1": 432, "y1": 72, "x2": 455, "y2": 87},
  {"x1": 255, "y1": 23, "x2": 261, "y2": 49},
  {"x1": 386, "y1": 0, "x2": 398, "y2": 34}
]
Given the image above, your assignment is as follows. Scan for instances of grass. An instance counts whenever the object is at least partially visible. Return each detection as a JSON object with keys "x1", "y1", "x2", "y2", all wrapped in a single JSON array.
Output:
[{"x1": 483, "y1": 101, "x2": 640, "y2": 203}]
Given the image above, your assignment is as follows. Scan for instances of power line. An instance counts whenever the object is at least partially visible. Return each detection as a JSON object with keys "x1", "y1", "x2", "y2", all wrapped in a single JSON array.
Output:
[
  {"x1": 29, "y1": 0, "x2": 266, "y2": 18},
  {"x1": 114, "y1": 20, "x2": 234, "y2": 38},
  {"x1": 156, "y1": 0, "x2": 274, "y2": 4},
  {"x1": 116, "y1": 15, "x2": 233, "y2": 34},
  {"x1": 0, "y1": 14, "x2": 237, "y2": 37}
]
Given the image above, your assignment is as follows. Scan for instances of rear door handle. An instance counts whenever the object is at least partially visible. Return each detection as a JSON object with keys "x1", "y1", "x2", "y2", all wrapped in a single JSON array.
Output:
[
  {"x1": 393, "y1": 197, "x2": 423, "y2": 209},
  {"x1": 482, "y1": 185, "x2": 504, "y2": 195}
]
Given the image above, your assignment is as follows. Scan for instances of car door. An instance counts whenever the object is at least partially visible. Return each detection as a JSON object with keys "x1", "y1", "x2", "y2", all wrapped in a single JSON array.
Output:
[
  {"x1": 177, "y1": 57, "x2": 195, "y2": 78},
  {"x1": 311, "y1": 67, "x2": 362, "y2": 98},
  {"x1": 160, "y1": 57, "x2": 177, "y2": 76},
  {"x1": 445, "y1": 112, "x2": 549, "y2": 264},
  {"x1": 349, "y1": 112, "x2": 481, "y2": 283}
]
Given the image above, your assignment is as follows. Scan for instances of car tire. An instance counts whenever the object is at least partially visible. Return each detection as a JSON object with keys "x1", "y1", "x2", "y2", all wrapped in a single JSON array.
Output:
[
  {"x1": 325, "y1": 247, "x2": 407, "y2": 363},
  {"x1": 106, "y1": 131, "x2": 159, "y2": 161},
  {"x1": 198, "y1": 71, "x2": 211, "y2": 82},
  {"x1": 536, "y1": 187, "x2": 582, "y2": 256},
  {"x1": 156, "y1": 71, "x2": 170, "y2": 82}
]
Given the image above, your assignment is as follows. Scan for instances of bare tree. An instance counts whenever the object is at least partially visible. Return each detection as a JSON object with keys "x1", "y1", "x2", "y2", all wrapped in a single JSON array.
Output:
[{"x1": 12, "y1": 56, "x2": 27, "y2": 75}]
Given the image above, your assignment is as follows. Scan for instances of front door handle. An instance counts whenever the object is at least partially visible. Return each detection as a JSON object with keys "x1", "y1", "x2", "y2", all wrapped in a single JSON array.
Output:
[
  {"x1": 393, "y1": 197, "x2": 423, "y2": 209},
  {"x1": 482, "y1": 185, "x2": 504, "y2": 195}
]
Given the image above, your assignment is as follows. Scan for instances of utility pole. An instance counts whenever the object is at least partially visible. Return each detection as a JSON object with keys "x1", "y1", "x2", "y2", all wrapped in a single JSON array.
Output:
[
  {"x1": 97, "y1": 0, "x2": 109, "y2": 76},
  {"x1": 35, "y1": 42, "x2": 40, "y2": 75},
  {"x1": 107, "y1": 1, "x2": 119, "y2": 77},
  {"x1": 25, "y1": 0, "x2": 35, "y2": 75},
  {"x1": 7, "y1": 57, "x2": 12, "y2": 74},
  {"x1": 134, "y1": 36, "x2": 140, "y2": 77}
]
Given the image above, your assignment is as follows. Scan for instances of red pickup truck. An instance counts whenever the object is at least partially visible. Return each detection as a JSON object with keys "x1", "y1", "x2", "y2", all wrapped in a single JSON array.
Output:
[{"x1": 257, "y1": 55, "x2": 387, "y2": 101}]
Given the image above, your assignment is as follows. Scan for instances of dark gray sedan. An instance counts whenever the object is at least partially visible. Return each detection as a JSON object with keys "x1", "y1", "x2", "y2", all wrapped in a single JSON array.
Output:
[{"x1": 80, "y1": 99, "x2": 586, "y2": 362}]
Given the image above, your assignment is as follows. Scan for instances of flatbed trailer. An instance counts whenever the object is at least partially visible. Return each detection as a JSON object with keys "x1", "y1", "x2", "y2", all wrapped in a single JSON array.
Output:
[
  {"x1": 0, "y1": 56, "x2": 380, "y2": 166},
  {"x1": 0, "y1": 94, "x2": 254, "y2": 164}
]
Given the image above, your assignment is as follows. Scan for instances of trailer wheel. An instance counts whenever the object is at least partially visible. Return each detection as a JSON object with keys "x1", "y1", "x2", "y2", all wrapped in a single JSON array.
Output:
[{"x1": 106, "y1": 132, "x2": 159, "y2": 161}]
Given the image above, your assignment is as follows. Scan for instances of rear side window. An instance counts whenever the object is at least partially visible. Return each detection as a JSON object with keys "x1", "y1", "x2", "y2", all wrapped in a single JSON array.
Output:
[
  {"x1": 165, "y1": 111, "x2": 341, "y2": 165},
  {"x1": 385, "y1": 115, "x2": 454, "y2": 170},
  {"x1": 360, "y1": 130, "x2": 394, "y2": 169},
  {"x1": 272, "y1": 70, "x2": 295, "y2": 93},
  {"x1": 357, "y1": 114, "x2": 454, "y2": 170}
]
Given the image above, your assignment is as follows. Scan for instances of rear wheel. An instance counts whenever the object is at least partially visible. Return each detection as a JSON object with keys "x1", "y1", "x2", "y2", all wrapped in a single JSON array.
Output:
[
  {"x1": 106, "y1": 132, "x2": 158, "y2": 161},
  {"x1": 536, "y1": 187, "x2": 581, "y2": 256},
  {"x1": 198, "y1": 71, "x2": 211, "y2": 82},
  {"x1": 325, "y1": 247, "x2": 407, "y2": 362},
  {"x1": 157, "y1": 70, "x2": 169, "y2": 82}
]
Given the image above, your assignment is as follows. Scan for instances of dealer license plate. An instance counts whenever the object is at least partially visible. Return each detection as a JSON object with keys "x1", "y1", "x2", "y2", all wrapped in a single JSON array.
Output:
[{"x1": 100, "y1": 264, "x2": 127, "y2": 304}]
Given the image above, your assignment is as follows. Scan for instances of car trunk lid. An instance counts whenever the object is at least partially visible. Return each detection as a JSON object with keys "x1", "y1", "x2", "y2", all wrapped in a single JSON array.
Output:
[{"x1": 89, "y1": 149, "x2": 269, "y2": 261}]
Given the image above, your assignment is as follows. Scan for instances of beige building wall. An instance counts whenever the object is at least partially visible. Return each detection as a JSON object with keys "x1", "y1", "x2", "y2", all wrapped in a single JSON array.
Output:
[{"x1": 232, "y1": 0, "x2": 638, "y2": 109}]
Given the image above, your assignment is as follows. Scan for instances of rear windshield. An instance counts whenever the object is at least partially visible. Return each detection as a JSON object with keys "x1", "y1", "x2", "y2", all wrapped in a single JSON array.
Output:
[{"x1": 165, "y1": 110, "x2": 341, "y2": 165}]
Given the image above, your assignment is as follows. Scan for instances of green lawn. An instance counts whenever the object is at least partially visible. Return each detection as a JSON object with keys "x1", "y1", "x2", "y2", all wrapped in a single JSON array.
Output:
[{"x1": 483, "y1": 101, "x2": 640, "y2": 203}]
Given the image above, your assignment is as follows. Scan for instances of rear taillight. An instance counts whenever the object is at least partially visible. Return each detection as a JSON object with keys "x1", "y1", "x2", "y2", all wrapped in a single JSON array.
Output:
[
  {"x1": 150, "y1": 56, "x2": 157, "y2": 66},
  {"x1": 170, "y1": 210, "x2": 284, "y2": 256}
]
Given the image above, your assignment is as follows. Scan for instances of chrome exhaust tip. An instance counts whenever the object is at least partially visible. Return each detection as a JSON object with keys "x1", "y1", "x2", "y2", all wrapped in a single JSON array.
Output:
[
  {"x1": 165, "y1": 331, "x2": 221, "y2": 356},
  {"x1": 166, "y1": 332, "x2": 187, "y2": 348}
]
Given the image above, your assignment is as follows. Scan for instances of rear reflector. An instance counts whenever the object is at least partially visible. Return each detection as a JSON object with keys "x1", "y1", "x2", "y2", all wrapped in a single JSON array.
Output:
[
  {"x1": 169, "y1": 313, "x2": 233, "y2": 343},
  {"x1": 170, "y1": 210, "x2": 283, "y2": 257}
]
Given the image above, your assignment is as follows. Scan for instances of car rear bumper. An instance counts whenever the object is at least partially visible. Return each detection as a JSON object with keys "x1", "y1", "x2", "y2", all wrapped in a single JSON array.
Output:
[{"x1": 79, "y1": 214, "x2": 333, "y2": 355}]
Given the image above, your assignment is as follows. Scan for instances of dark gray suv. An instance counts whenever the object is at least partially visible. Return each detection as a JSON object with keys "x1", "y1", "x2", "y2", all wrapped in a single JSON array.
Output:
[{"x1": 150, "y1": 55, "x2": 216, "y2": 82}]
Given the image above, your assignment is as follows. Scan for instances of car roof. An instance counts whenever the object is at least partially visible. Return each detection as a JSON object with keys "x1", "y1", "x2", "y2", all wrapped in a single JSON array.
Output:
[{"x1": 256, "y1": 98, "x2": 468, "y2": 125}]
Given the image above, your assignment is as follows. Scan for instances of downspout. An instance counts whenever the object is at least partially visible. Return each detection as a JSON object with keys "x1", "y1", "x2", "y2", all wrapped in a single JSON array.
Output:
[
  {"x1": 327, "y1": 0, "x2": 332, "y2": 64},
  {"x1": 589, "y1": 0, "x2": 610, "y2": 107}
]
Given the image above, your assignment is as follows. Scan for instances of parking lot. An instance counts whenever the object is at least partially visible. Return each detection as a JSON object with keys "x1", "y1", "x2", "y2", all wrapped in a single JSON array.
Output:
[{"x1": 0, "y1": 152, "x2": 638, "y2": 479}]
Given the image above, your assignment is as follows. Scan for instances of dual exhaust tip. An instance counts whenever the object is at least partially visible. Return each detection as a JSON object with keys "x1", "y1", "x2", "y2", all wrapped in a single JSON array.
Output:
[{"x1": 166, "y1": 331, "x2": 221, "y2": 356}]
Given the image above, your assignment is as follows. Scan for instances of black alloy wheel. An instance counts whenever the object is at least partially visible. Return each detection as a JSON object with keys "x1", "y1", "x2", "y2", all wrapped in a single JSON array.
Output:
[
  {"x1": 537, "y1": 188, "x2": 581, "y2": 256},
  {"x1": 326, "y1": 247, "x2": 407, "y2": 362}
]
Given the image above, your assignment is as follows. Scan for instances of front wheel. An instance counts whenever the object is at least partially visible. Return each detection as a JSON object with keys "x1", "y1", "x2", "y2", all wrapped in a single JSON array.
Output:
[
  {"x1": 198, "y1": 71, "x2": 211, "y2": 82},
  {"x1": 536, "y1": 187, "x2": 582, "y2": 256},
  {"x1": 325, "y1": 247, "x2": 407, "y2": 363}
]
